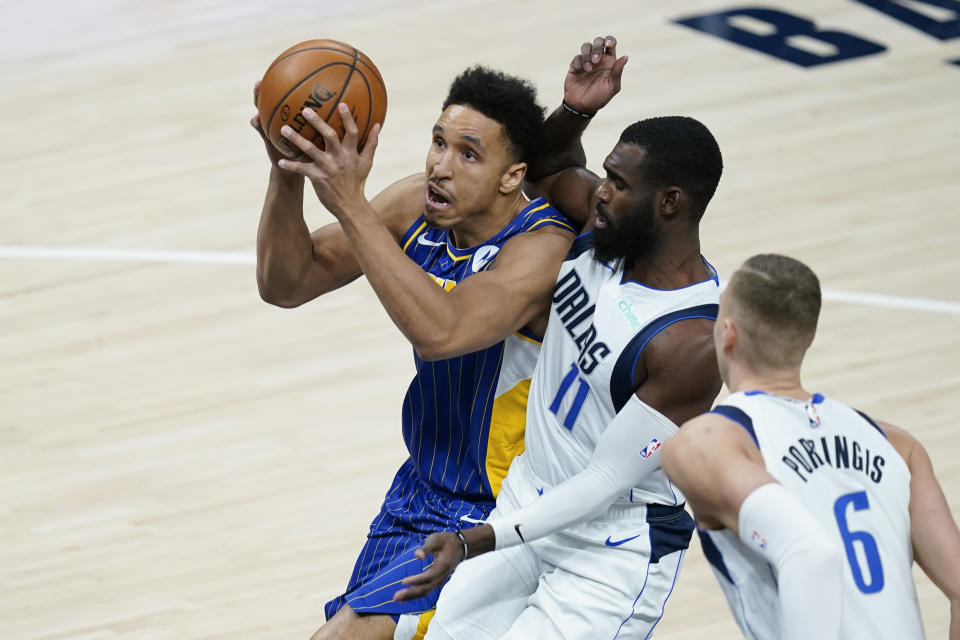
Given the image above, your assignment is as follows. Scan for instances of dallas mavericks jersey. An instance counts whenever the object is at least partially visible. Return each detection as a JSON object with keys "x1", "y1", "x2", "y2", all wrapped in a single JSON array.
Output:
[
  {"x1": 397, "y1": 198, "x2": 574, "y2": 502},
  {"x1": 523, "y1": 232, "x2": 720, "y2": 506},
  {"x1": 701, "y1": 391, "x2": 923, "y2": 640}
]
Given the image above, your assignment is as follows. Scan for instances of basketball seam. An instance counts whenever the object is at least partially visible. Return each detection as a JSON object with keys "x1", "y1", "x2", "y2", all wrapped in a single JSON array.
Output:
[
  {"x1": 265, "y1": 45, "x2": 386, "y2": 92},
  {"x1": 263, "y1": 60, "x2": 353, "y2": 146},
  {"x1": 356, "y1": 67, "x2": 373, "y2": 145},
  {"x1": 311, "y1": 47, "x2": 360, "y2": 146}
]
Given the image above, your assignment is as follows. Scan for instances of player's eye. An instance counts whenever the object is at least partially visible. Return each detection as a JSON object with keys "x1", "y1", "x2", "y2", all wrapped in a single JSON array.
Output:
[
  {"x1": 463, "y1": 151, "x2": 476, "y2": 161},
  {"x1": 433, "y1": 137, "x2": 445, "y2": 149}
]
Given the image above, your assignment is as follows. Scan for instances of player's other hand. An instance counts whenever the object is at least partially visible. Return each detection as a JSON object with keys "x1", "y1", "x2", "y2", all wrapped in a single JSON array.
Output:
[
  {"x1": 564, "y1": 35, "x2": 628, "y2": 115},
  {"x1": 392, "y1": 532, "x2": 464, "y2": 602},
  {"x1": 250, "y1": 81, "x2": 288, "y2": 168}
]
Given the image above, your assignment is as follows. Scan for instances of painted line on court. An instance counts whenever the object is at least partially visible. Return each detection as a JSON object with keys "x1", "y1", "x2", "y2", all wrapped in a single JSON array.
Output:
[
  {"x1": 2, "y1": 245, "x2": 959, "y2": 315},
  {"x1": 0, "y1": 245, "x2": 255, "y2": 265}
]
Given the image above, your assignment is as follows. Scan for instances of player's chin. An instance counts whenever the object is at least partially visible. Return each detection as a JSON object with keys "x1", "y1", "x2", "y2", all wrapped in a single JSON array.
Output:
[{"x1": 423, "y1": 203, "x2": 459, "y2": 229}]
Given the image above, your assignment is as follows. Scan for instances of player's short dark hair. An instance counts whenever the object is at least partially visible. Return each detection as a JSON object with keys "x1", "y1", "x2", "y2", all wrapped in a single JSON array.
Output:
[
  {"x1": 442, "y1": 66, "x2": 545, "y2": 164},
  {"x1": 619, "y1": 116, "x2": 723, "y2": 219},
  {"x1": 727, "y1": 254, "x2": 822, "y2": 369}
]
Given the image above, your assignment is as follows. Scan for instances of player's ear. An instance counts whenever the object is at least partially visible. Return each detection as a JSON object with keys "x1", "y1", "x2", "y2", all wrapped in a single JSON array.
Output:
[
  {"x1": 659, "y1": 187, "x2": 683, "y2": 218},
  {"x1": 721, "y1": 317, "x2": 738, "y2": 355},
  {"x1": 499, "y1": 162, "x2": 527, "y2": 194}
]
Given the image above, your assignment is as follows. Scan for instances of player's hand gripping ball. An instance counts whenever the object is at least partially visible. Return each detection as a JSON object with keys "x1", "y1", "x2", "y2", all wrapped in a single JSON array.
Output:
[{"x1": 257, "y1": 39, "x2": 387, "y2": 158}]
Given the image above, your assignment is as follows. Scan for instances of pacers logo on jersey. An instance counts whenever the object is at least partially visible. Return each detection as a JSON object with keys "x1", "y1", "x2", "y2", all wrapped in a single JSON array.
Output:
[{"x1": 471, "y1": 245, "x2": 499, "y2": 272}]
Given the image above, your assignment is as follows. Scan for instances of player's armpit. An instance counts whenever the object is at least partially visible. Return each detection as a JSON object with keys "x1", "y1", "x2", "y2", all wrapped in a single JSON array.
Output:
[
  {"x1": 523, "y1": 167, "x2": 598, "y2": 230},
  {"x1": 661, "y1": 413, "x2": 771, "y2": 532},
  {"x1": 633, "y1": 318, "x2": 722, "y2": 426},
  {"x1": 885, "y1": 423, "x2": 960, "y2": 620},
  {"x1": 414, "y1": 224, "x2": 574, "y2": 360}
]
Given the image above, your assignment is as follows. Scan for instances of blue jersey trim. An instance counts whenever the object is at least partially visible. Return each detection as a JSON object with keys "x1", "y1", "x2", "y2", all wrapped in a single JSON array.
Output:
[
  {"x1": 697, "y1": 529, "x2": 733, "y2": 584},
  {"x1": 647, "y1": 504, "x2": 695, "y2": 563},
  {"x1": 609, "y1": 304, "x2": 719, "y2": 413},
  {"x1": 620, "y1": 257, "x2": 720, "y2": 289},
  {"x1": 565, "y1": 231, "x2": 594, "y2": 261},
  {"x1": 515, "y1": 326, "x2": 543, "y2": 344},
  {"x1": 711, "y1": 405, "x2": 759, "y2": 447},
  {"x1": 855, "y1": 409, "x2": 888, "y2": 440}
]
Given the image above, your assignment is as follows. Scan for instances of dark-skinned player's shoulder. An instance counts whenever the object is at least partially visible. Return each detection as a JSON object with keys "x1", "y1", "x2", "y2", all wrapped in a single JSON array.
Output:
[{"x1": 524, "y1": 166, "x2": 599, "y2": 231}]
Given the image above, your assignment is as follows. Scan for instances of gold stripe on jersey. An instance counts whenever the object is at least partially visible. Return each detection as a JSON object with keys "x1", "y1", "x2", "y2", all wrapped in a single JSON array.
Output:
[
  {"x1": 444, "y1": 245, "x2": 472, "y2": 262},
  {"x1": 485, "y1": 378, "x2": 530, "y2": 496},
  {"x1": 529, "y1": 216, "x2": 575, "y2": 232},
  {"x1": 411, "y1": 609, "x2": 436, "y2": 640},
  {"x1": 402, "y1": 222, "x2": 428, "y2": 252},
  {"x1": 428, "y1": 274, "x2": 456, "y2": 291},
  {"x1": 513, "y1": 330, "x2": 543, "y2": 346}
]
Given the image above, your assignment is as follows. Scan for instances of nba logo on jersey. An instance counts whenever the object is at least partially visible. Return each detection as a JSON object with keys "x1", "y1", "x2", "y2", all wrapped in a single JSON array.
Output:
[
  {"x1": 750, "y1": 530, "x2": 768, "y2": 550},
  {"x1": 806, "y1": 402, "x2": 822, "y2": 428},
  {"x1": 639, "y1": 438, "x2": 662, "y2": 459}
]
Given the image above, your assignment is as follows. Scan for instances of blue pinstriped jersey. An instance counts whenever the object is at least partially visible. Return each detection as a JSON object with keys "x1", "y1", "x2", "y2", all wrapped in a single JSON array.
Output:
[{"x1": 398, "y1": 198, "x2": 574, "y2": 502}]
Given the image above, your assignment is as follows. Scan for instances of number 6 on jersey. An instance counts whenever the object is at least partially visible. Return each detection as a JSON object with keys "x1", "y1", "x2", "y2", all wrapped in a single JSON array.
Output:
[{"x1": 834, "y1": 490, "x2": 885, "y2": 594}]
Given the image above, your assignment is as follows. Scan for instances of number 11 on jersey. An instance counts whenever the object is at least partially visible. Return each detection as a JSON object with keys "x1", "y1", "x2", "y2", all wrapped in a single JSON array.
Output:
[{"x1": 549, "y1": 362, "x2": 590, "y2": 430}]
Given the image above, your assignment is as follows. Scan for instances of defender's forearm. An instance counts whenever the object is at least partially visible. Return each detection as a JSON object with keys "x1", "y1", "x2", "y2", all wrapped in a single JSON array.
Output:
[{"x1": 526, "y1": 105, "x2": 592, "y2": 181}]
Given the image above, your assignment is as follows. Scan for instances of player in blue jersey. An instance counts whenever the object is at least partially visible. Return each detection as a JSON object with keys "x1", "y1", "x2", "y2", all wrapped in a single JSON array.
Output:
[
  {"x1": 252, "y1": 66, "x2": 576, "y2": 640},
  {"x1": 391, "y1": 37, "x2": 728, "y2": 639},
  {"x1": 660, "y1": 254, "x2": 960, "y2": 639}
]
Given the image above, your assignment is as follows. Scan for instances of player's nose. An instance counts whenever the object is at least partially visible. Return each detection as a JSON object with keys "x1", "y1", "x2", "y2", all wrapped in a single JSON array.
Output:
[
  {"x1": 595, "y1": 179, "x2": 612, "y2": 202},
  {"x1": 431, "y1": 149, "x2": 454, "y2": 179}
]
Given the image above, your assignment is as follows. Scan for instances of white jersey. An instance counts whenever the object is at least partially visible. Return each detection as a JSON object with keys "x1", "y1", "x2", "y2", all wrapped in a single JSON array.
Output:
[
  {"x1": 701, "y1": 391, "x2": 923, "y2": 640},
  {"x1": 523, "y1": 235, "x2": 720, "y2": 506}
]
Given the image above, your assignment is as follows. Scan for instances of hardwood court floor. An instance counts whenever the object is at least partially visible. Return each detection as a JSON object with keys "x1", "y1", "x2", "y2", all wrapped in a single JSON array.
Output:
[{"x1": 2, "y1": 0, "x2": 958, "y2": 638}]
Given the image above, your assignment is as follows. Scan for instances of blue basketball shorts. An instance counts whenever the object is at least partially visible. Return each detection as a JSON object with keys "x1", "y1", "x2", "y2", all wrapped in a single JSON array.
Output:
[{"x1": 324, "y1": 458, "x2": 495, "y2": 621}]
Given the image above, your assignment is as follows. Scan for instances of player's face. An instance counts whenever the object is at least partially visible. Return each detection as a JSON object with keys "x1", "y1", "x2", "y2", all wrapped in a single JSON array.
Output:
[
  {"x1": 591, "y1": 142, "x2": 659, "y2": 265},
  {"x1": 423, "y1": 105, "x2": 517, "y2": 229}
]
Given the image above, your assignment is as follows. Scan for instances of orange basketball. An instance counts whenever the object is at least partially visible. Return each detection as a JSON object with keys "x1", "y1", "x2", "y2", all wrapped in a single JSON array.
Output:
[{"x1": 257, "y1": 39, "x2": 387, "y2": 158}]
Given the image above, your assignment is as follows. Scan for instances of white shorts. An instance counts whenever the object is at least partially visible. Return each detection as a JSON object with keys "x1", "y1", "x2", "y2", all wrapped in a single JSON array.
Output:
[{"x1": 425, "y1": 454, "x2": 694, "y2": 640}]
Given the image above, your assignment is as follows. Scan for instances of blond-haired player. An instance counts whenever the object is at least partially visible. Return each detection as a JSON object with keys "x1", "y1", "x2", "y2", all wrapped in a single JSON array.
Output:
[{"x1": 662, "y1": 254, "x2": 960, "y2": 639}]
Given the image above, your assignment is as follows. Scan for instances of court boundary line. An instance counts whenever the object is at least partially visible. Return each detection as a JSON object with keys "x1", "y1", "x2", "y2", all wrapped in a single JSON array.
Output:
[{"x1": 2, "y1": 245, "x2": 958, "y2": 315}]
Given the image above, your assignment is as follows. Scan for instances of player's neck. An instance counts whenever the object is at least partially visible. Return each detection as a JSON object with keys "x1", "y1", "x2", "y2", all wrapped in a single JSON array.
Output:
[
  {"x1": 621, "y1": 235, "x2": 706, "y2": 289},
  {"x1": 727, "y1": 362, "x2": 810, "y2": 401},
  {"x1": 448, "y1": 190, "x2": 529, "y2": 248}
]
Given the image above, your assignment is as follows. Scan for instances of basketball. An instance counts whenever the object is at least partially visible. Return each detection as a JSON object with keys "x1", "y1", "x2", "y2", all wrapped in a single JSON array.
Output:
[{"x1": 257, "y1": 39, "x2": 387, "y2": 158}]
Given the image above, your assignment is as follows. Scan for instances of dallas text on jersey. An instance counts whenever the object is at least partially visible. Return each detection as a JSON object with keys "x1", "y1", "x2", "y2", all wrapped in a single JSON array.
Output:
[{"x1": 553, "y1": 269, "x2": 610, "y2": 374}]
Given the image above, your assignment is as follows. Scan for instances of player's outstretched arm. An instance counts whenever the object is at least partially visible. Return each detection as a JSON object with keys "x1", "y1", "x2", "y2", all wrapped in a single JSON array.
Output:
[
  {"x1": 278, "y1": 106, "x2": 574, "y2": 360},
  {"x1": 885, "y1": 423, "x2": 960, "y2": 640},
  {"x1": 662, "y1": 415, "x2": 843, "y2": 640},
  {"x1": 525, "y1": 35, "x2": 628, "y2": 227},
  {"x1": 394, "y1": 392, "x2": 691, "y2": 603}
]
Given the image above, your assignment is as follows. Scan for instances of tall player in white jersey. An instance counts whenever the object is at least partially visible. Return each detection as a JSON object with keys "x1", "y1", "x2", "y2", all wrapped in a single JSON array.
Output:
[
  {"x1": 662, "y1": 254, "x2": 960, "y2": 640},
  {"x1": 394, "y1": 37, "x2": 727, "y2": 638}
]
